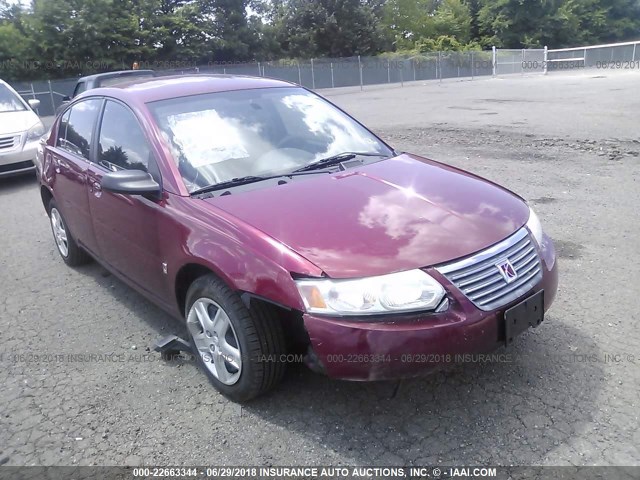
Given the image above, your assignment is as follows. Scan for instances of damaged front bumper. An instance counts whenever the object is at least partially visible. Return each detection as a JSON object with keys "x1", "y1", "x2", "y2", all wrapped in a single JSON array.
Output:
[{"x1": 302, "y1": 234, "x2": 558, "y2": 381}]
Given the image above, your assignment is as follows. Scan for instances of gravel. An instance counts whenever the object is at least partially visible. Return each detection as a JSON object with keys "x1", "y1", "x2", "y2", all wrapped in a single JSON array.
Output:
[{"x1": 1, "y1": 70, "x2": 638, "y2": 466}]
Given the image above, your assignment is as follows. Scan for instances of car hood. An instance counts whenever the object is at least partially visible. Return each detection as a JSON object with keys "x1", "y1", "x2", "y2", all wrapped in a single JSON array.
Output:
[
  {"x1": 0, "y1": 110, "x2": 41, "y2": 135},
  {"x1": 208, "y1": 154, "x2": 530, "y2": 278}
]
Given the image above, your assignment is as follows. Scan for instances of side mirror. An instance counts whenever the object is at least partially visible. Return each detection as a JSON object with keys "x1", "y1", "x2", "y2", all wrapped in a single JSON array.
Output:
[
  {"x1": 28, "y1": 99, "x2": 41, "y2": 110},
  {"x1": 62, "y1": 95, "x2": 71, "y2": 102},
  {"x1": 101, "y1": 169, "x2": 161, "y2": 199}
]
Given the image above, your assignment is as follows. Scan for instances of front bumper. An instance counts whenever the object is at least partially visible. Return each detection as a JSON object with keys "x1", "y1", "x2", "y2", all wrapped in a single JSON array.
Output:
[
  {"x1": 302, "y1": 233, "x2": 558, "y2": 381},
  {"x1": 0, "y1": 139, "x2": 38, "y2": 177}
]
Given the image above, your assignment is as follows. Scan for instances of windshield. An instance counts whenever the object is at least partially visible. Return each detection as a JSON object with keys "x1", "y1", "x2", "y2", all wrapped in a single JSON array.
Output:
[
  {"x1": 0, "y1": 84, "x2": 26, "y2": 113},
  {"x1": 148, "y1": 87, "x2": 393, "y2": 192}
]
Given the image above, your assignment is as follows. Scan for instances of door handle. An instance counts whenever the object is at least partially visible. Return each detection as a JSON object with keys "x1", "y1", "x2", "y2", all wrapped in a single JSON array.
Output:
[{"x1": 90, "y1": 180, "x2": 102, "y2": 196}]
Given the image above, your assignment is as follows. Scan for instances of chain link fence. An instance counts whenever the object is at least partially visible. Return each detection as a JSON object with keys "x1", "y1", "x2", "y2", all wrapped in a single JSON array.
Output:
[
  {"x1": 547, "y1": 40, "x2": 640, "y2": 71},
  {"x1": 496, "y1": 48, "x2": 546, "y2": 75},
  {"x1": 10, "y1": 78, "x2": 77, "y2": 118},
  {"x1": 8, "y1": 49, "x2": 545, "y2": 118}
]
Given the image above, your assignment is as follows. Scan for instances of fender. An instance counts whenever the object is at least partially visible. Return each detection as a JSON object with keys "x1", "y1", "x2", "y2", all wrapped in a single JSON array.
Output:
[{"x1": 165, "y1": 194, "x2": 323, "y2": 315}]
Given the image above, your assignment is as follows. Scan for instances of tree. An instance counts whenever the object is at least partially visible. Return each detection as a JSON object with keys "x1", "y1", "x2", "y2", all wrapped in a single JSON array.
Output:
[
  {"x1": 131, "y1": 0, "x2": 207, "y2": 64},
  {"x1": 0, "y1": 22, "x2": 33, "y2": 79},
  {"x1": 198, "y1": 0, "x2": 260, "y2": 62},
  {"x1": 2, "y1": 0, "x2": 640, "y2": 81},
  {"x1": 273, "y1": 0, "x2": 386, "y2": 58},
  {"x1": 476, "y1": 0, "x2": 640, "y2": 48},
  {"x1": 26, "y1": 0, "x2": 142, "y2": 75},
  {"x1": 382, "y1": 0, "x2": 474, "y2": 51}
]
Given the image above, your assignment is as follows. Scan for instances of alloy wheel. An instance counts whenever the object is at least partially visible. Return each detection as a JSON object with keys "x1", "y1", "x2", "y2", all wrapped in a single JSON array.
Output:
[
  {"x1": 50, "y1": 208, "x2": 69, "y2": 257},
  {"x1": 187, "y1": 298, "x2": 242, "y2": 385}
]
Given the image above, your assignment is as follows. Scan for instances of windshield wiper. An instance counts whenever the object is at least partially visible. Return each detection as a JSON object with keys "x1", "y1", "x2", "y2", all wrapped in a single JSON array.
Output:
[
  {"x1": 292, "y1": 152, "x2": 389, "y2": 173},
  {"x1": 190, "y1": 171, "x2": 331, "y2": 196}
]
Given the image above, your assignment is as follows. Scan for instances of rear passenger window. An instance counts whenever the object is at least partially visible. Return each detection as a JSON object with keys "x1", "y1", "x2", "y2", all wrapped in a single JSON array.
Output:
[
  {"x1": 57, "y1": 99, "x2": 101, "y2": 160},
  {"x1": 97, "y1": 101, "x2": 150, "y2": 172}
]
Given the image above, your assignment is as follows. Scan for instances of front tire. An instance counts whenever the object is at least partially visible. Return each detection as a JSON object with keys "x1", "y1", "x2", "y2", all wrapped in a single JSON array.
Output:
[
  {"x1": 185, "y1": 274, "x2": 286, "y2": 402},
  {"x1": 48, "y1": 199, "x2": 91, "y2": 266}
]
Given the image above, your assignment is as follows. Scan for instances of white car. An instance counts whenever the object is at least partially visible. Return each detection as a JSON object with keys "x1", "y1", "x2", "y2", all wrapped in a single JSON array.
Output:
[{"x1": 0, "y1": 79, "x2": 45, "y2": 177}]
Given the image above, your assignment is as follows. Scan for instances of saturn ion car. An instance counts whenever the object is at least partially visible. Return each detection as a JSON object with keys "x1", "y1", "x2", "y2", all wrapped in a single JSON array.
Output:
[
  {"x1": 38, "y1": 75, "x2": 558, "y2": 401},
  {"x1": 0, "y1": 79, "x2": 45, "y2": 177}
]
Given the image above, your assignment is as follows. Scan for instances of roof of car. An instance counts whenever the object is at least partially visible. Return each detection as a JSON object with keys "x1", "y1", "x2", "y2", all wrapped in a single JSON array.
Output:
[
  {"x1": 77, "y1": 69, "x2": 156, "y2": 82},
  {"x1": 87, "y1": 74, "x2": 297, "y2": 104}
]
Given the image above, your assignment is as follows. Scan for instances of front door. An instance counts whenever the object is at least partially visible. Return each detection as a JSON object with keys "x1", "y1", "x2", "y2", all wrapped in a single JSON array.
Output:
[{"x1": 86, "y1": 99, "x2": 168, "y2": 301}]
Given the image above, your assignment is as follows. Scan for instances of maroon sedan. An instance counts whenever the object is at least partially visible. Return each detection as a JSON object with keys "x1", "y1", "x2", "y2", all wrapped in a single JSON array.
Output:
[{"x1": 38, "y1": 75, "x2": 558, "y2": 401}]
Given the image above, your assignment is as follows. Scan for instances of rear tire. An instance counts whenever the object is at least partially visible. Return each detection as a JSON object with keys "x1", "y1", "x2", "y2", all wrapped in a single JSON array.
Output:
[
  {"x1": 48, "y1": 199, "x2": 91, "y2": 266},
  {"x1": 185, "y1": 274, "x2": 286, "y2": 402}
]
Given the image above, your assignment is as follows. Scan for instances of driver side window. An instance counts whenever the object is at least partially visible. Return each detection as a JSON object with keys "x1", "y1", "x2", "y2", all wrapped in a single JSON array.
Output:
[{"x1": 97, "y1": 101, "x2": 150, "y2": 173}]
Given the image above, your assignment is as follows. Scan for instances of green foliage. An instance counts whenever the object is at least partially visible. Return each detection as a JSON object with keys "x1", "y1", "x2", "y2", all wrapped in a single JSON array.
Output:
[
  {"x1": 0, "y1": 0, "x2": 639, "y2": 81},
  {"x1": 272, "y1": 0, "x2": 386, "y2": 58},
  {"x1": 476, "y1": 0, "x2": 640, "y2": 48},
  {"x1": 414, "y1": 35, "x2": 482, "y2": 52},
  {"x1": 382, "y1": 0, "x2": 474, "y2": 48}
]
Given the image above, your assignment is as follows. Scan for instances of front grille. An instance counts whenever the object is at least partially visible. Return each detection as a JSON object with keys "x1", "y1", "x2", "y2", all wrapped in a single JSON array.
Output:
[
  {"x1": 436, "y1": 228, "x2": 542, "y2": 311},
  {"x1": 0, "y1": 135, "x2": 18, "y2": 150},
  {"x1": 0, "y1": 160, "x2": 34, "y2": 173}
]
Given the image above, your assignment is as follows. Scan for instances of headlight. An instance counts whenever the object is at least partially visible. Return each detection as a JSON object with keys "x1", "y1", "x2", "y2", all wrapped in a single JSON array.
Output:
[
  {"x1": 526, "y1": 207, "x2": 544, "y2": 245},
  {"x1": 26, "y1": 122, "x2": 46, "y2": 141},
  {"x1": 295, "y1": 269, "x2": 445, "y2": 316}
]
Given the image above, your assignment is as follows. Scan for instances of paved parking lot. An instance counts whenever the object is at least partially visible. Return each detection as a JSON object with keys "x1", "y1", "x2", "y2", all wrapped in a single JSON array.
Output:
[{"x1": 1, "y1": 71, "x2": 639, "y2": 466}]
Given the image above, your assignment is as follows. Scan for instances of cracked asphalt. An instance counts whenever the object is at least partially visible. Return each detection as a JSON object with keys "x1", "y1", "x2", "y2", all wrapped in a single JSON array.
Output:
[{"x1": 1, "y1": 71, "x2": 639, "y2": 466}]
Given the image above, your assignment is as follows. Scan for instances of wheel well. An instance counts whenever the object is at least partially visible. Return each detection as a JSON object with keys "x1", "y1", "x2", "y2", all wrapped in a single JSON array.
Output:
[
  {"x1": 175, "y1": 263, "x2": 213, "y2": 317},
  {"x1": 41, "y1": 186, "x2": 53, "y2": 214},
  {"x1": 174, "y1": 263, "x2": 310, "y2": 351}
]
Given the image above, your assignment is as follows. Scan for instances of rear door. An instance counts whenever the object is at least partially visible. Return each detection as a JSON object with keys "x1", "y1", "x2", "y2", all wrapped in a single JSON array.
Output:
[
  {"x1": 50, "y1": 98, "x2": 102, "y2": 254},
  {"x1": 85, "y1": 99, "x2": 169, "y2": 300}
]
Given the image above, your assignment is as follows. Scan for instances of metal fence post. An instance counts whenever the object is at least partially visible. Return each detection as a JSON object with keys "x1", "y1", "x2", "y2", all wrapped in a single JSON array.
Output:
[
  {"x1": 583, "y1": 48, "x2": 587, "y2": 68},
  {"x1": 521, "y1": 49, "x2": 525, "y2": 75},
  {"x1": 387, "y1": 60, "x2": 391, "y2": 83},
  {"x1": 412, "y1": 59, "x2": 416, "y2": 81},
  {"x1": 543, "y1": 46, "x2": 548, "y2": 75},
  {"x1": 311, "y1": 58, "x2": 315, "y2": 89},
  {"x1": 492, "y1": 46, "x2": 497, "y2": 76},
  {"x1": 48, "y1": 80, "x2": 56, "y2": 113},
  {"x1": 358, "y1": 55, "x2": 363, "y2": 91},
  {"x1": 633, "y1": 42, "x2": 637, "y2": 62},
  {"x1": 471, "y1": 51, "x2": 474, "y2": 80},
  {"x1": 257, "y1": 62, "x2": 261, "y2": 76},
  {"x1": 438, "y1": 52, "x2": 442, "y2": 83},
  {"x1": 297, "y1": 62, "x2": 302, "y2": 85},
  {"x1": 330, "y1": 62, "x2": 334, "y2": 88},
  {"x1": 400, "y1": 62, "x2": 404, "y2": 87}
]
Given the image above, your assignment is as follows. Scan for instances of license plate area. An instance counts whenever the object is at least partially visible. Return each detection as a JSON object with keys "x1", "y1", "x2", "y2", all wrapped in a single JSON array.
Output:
[{"x1": 504, "y1": 290, "x2": 544, "y2": 346}]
